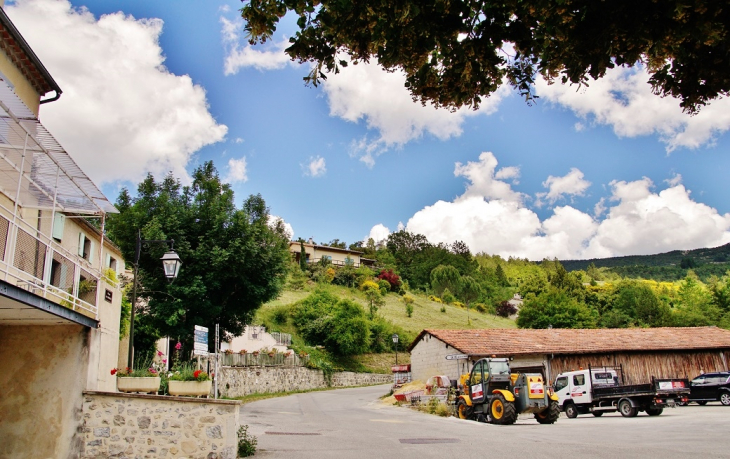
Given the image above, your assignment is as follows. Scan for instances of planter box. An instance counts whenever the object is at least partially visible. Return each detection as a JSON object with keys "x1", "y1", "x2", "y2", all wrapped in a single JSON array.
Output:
[
  {"x1": 168, "y1": 380, "x2": 212, "y2": 397},
  {"x1": 117, "y1": 376, "x2": 161, "y2": 394}
]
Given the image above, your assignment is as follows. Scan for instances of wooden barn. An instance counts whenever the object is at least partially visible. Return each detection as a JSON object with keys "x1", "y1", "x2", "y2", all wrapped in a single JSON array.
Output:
[{"x1": 408, "y1": 327, "x2": 730, "y2": 384}]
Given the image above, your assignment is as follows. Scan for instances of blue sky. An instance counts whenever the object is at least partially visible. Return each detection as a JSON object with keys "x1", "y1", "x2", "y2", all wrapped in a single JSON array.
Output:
[{"x1": 7, "y1": 0, "x2": 730, "y2": 260}]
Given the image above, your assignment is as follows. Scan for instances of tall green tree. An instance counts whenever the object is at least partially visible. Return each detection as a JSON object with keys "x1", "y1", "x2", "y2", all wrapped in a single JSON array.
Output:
[
  {"x1": 459, "y1": 275, "x2": 483, "y2": 325},
  {"x1": 517, "y1": 288, "x2": 598, "y2": 329},
  {"x1": 242, "y1": 0, "x2": 729, "y2": 114},
  {"x1": 430, "y1": 265, "x2": 462, "y2": 297},
  {"x1": 106, "y1": 162, "x2": 290, "y2": 354},
  {"x1": 299, "y1": 240, "x2": 307, "y2": 271}
]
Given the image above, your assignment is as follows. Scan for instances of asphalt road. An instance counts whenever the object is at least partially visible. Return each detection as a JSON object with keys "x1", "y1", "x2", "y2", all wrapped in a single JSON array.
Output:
[{"x1": 240, "y1": 384, "x2": 730, "y2": 458}]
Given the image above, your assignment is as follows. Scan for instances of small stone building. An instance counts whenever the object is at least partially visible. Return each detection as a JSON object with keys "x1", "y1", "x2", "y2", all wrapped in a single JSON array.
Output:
[{"x1": 408, "y1": 327, "x2": 730, "y2": 384}]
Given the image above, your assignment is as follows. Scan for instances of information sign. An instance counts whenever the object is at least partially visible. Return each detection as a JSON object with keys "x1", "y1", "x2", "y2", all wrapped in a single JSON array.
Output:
[{"x1": 445, "y1": 354, "x2": 469, "y2": 360}]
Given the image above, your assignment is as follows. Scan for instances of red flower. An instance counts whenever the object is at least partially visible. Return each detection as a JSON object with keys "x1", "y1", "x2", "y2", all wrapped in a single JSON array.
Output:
[
  {"x1": 193, "y1": 370, "x2": 202, "y2": 379},
  {"x1": 111, "y1": 368, "x2": 117, "y2": 375}
]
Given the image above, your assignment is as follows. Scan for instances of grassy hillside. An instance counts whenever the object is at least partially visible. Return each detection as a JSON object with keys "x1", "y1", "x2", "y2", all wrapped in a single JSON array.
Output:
[
  {"x1": 254, "y1": 283, "x2": 516, "y2": 373},
  {"x1": 257, "y1": 284, "x2": 515, "y2": 338}
]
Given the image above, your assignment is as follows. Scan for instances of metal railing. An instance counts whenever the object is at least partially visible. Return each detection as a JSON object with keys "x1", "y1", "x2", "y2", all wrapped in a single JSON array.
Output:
[
  {"x1": 221, "y1": 352, "x2": 309, "y2": 367},
  {"x1": 0, "y1": 207, "x2": 101, "y2": 319},
  {"x1": 270, "y1": 332, "x2": 292, "y2": 346}
]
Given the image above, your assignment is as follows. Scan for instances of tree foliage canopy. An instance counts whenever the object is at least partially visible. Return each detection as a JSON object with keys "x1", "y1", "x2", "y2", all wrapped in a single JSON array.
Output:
[
  {"x1": 107, "y1": 162, "x2": 291, "y2": 352},
  {"x1": 242, "y1": 0, "x2": 730, "y2": 113}
]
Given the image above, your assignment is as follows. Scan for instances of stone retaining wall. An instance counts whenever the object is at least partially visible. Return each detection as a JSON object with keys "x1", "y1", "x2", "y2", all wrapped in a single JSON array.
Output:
[
  {"x1": 81, "y1": 391, "x2": 240, "y2": 459},
  {"x1": 218, "y1": 366, "x2": 392, "y2": 398}
]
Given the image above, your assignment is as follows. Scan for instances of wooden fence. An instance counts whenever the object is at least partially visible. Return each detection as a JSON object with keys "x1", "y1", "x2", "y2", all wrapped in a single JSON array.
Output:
[{"x1": 550, "y1": 350, "x2": 730, "y2": 384}]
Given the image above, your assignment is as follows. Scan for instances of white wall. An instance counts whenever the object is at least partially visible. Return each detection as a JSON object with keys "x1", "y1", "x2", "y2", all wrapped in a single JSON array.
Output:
[{"x1": 410, "y1": 334, "x2": 472, "y2": 382}]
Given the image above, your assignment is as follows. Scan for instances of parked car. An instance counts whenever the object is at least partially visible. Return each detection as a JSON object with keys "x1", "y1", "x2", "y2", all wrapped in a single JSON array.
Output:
[{"x1": 678, "y1": 372, "x2": 730, "y2": 406}]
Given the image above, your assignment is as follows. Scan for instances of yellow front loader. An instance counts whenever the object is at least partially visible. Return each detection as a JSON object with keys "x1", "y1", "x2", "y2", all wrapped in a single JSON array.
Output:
[{"x1": 455, "y1": 358, "x2": 559, "y2": 425}]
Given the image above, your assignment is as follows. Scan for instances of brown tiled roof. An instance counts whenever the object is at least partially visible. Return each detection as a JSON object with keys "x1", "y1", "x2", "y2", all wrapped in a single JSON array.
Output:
[
  {"x1": 408, "y1": 327, "x2": 730, "y2": 356},
  {"x1": 0, "y1": 8, "x2": 61, "y2": 97}
]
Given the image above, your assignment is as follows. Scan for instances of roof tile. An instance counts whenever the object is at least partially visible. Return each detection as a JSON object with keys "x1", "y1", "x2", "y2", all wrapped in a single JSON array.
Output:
[{"x1": 410, "y1": 327, "x2": 730, "y2": 356}]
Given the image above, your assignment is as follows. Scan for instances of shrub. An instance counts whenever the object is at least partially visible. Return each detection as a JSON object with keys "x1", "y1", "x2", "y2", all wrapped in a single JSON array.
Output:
[
  {"x1": 475, "y1": 303, "x2": 492, "y2": 314},
  {"x1": 237, "y1": 425, "x2": 257, "y2": 457},
  {"x1": 405, "y1": 303, "x2": 414, "y2": 317},
  {"x1": 496, "y1": 301, "x2": 518, "y2": 317},
  {"x1": 377, "y1": 269, "x2": 402, "y2": 291},
  {"x1": 429, "y1": 295, "x2": 443, "y2": 303},
  {"x1": 293, "y1": 290, "x2": 371, "y2": 355},
  {"x1": 435, "y1": 402, "x2": 451, "y2": 417},
  {"x1": 442, "y1": 288, "x2": 455, "y2": 304},
  {"x1": 271, "y1": 304, "x2": 291, "y2": 325},
  {"x1": 453, "y1": 301, "x2": 465, "y2": 309},
  {"x1": 440, "y1": 306, "x2": 446, "y2": 313},
  {"x1": 377, "y1": 279, "x2": 391, "y2": 295}
]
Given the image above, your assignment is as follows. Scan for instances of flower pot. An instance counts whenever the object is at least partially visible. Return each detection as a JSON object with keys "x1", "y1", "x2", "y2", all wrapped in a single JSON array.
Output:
[
  {"x1": 168, "y1": 380, "x2": 212, "y2": 397},
  {"x1": 117, "y1": 376, "x2": 161, "y2": 394}
]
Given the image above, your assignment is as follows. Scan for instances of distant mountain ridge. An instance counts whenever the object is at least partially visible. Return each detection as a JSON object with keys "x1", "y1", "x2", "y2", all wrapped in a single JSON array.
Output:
[{"x1": 560, "y1": 243, "x2": 730, "y2": 281}]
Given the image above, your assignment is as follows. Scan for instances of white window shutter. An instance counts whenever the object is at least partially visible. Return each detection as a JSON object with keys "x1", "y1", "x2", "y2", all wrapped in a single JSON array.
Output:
[
  {"x1": 52, "y1": 214, "x2": 65, "y2": 240},
  {"x1": 78, "y1": 233, "x2": 85, "y2": 257},
  {"x1": 105, "y1": 253, "x2": 111, "y2": 268},
  {"x1": 89, "y1": 240, "x2": 95, "y2": 262}
]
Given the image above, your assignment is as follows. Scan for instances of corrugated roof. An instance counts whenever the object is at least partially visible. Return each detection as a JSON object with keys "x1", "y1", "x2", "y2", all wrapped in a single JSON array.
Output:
[
  {"x1": 409, "y1": 327, "x2": 730, "y2": 355},
  {"x1": 0, "y1": 81, "x2": 115, "y2": 214}
]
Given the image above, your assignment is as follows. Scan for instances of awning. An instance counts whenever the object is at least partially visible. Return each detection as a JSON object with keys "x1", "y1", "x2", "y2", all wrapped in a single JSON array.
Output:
[{"x1": 0, "y1": 81, "x2": 116, "y2": 215}]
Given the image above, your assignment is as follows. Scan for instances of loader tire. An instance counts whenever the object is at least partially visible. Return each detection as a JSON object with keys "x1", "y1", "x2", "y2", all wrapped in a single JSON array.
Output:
[
  {"x1": 489, "y1": 394, "x2": 517, "y2": 425},
  {"x1": 457, "y1": 399, "x2": 473, "y2": 420},
  {"x1": 535, "y1": 400, "x2": 560, "y2": 424}
]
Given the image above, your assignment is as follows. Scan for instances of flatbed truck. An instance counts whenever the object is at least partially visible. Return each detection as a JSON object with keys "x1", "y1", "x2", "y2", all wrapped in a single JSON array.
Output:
[{"x1": 554, "y1": 366, "x2": 690, "y2": 418}]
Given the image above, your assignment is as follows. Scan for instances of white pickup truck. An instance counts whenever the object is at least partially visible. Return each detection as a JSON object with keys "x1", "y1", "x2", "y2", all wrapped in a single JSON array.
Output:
[{"x1": 554, "y1": 366, "x2": 689, "y2": 418}]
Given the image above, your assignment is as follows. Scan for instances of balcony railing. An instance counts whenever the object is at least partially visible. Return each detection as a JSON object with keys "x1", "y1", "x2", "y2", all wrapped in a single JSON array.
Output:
[{"x1": 0, "y1": 206, "x2": 101, "y2": 319}]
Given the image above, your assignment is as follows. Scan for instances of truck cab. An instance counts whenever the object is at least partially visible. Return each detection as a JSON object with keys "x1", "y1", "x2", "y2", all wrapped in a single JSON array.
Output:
[{"x1": 554, "y1": 368, "x2": 619, "y2": 408}]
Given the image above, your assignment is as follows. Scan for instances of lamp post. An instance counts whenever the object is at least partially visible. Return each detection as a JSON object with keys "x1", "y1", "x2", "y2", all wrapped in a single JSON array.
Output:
[
  {"x1": 127, "y1": 231, "x2": 182, "y2": 368},
  {"x1": 392, "y1": 333, "x2": 399, "y2": 366}
]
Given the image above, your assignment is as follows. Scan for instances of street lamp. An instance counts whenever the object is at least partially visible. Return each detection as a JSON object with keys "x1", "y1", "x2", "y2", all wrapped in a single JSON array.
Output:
[
  {"x1": 127, "y1": 231, "x2": 182, "y2": 368},
  {"x1": 392, "y1": 333, "x2": 399, "y2": 366}
]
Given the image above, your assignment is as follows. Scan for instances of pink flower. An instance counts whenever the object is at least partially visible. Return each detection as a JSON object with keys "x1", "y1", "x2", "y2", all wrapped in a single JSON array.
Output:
[
  {"x1": 157, "y1": 351, "x2": 163, "y2": 357},
  {"x1": 162, "y1": 359, "x2": 167, "y2": 364},
  {"x1": 175, "y1": 342, "x2": 182, "y2": 350}
]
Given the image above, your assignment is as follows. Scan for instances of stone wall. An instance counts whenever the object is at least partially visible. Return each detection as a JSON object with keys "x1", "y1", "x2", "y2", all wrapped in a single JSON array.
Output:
[
  {"x1": 81, "y1": 391, "x2": 240, "y2": 459},
  {"x1": 218, "y1": 366, "x2": 392, "y2": 398}
]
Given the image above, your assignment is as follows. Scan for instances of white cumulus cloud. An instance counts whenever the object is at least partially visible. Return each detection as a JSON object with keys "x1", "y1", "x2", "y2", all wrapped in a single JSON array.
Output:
[
  {"x1": 220, "y1": 15, "x2": 291, "y2": 74},
  {"x1": 7, "y1": 0, "x2": 228, "y2": 186},
  {"x1": 403, "y1": 152, "x2": 730, "y2": 260},
  {"x1": 537, "y1": 66, "x2": 730, "y2": 152},
  {"x1": 303, "y1": 156, "x2": 326, "y2": 177},
  {"x1": 327, "y1": 59, "x2": 510, "y2": 166},
  {"x1": 367, "y1": 224, "x2": 391, "y2": 244},
  {"x1": 224, "y1": 157, "x2": 248, "y2": 183},
  {"x1": 536, "y1": 168, "x2": 591, "y2": 206},
  {"x1": 269, "y1": 215, "x2": 293, "y2": 240}
]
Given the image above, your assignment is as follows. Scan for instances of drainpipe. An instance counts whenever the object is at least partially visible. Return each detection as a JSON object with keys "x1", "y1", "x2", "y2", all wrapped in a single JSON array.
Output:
[{"x1": 39, "y1": 90, "x2": 61, "y2": 104}]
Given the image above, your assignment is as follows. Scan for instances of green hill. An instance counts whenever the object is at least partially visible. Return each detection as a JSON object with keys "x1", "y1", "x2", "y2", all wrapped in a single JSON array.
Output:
[
  {"x1": 560, "y1": 243, "x2": 730, "y2": 282},
  {"x1": 255, "y1": 283, "x2": 516, "y2": 373}
]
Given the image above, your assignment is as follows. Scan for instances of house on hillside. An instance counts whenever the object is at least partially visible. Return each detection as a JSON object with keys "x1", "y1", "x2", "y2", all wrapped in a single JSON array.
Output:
[
  {"x1": 289, "y1": 238, "x2": 376, "y2": 268},
  {"x1": 408, "y1": 327, "x2": 730, "y2": 385},
  {"x1": 0, "y1": 7, "x2": 124, "y2": 458}
]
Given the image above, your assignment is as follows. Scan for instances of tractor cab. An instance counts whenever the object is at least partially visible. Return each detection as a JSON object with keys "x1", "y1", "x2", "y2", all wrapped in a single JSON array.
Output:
[{"x1": 468, "y1": 358, "x2": 512, "y2": 405}]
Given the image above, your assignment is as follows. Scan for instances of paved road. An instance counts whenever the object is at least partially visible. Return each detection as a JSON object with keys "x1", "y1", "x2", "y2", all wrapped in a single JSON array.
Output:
[{"x1": 240, "y1": 384, "x2": 730, "y2": 458}]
